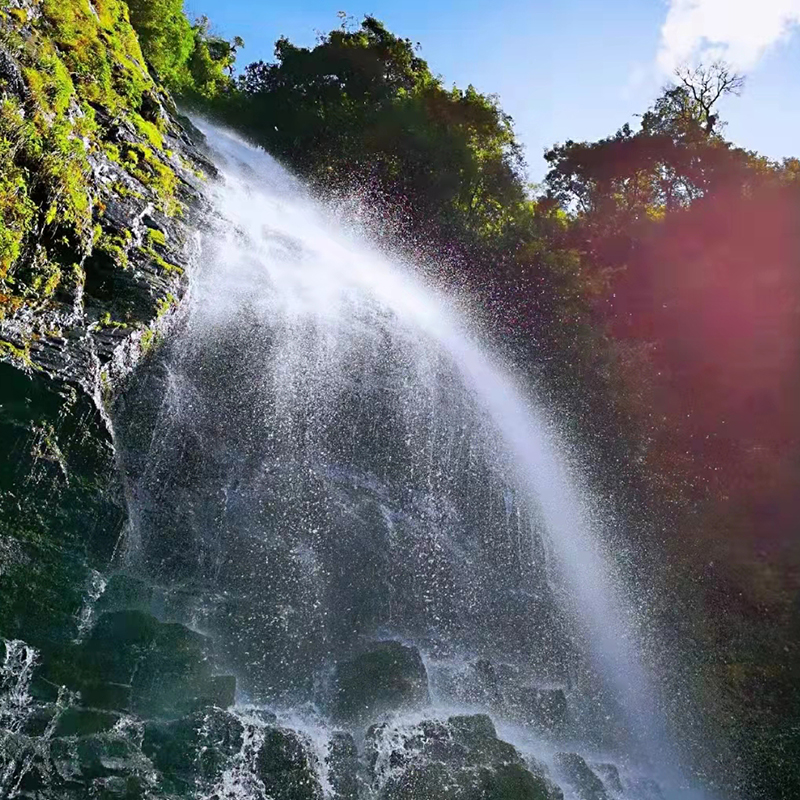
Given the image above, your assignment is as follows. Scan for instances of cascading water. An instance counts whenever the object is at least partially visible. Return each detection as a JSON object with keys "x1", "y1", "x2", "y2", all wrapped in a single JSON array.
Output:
[{"x1": 110, "y1": 123, "x2": 705, "y2": 799}]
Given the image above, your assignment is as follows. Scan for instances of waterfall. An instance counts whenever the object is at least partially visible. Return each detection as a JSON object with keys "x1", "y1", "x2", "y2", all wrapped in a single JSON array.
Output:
[{"x1": 111, "y1": 123, "x2": 705, "y2": 799}]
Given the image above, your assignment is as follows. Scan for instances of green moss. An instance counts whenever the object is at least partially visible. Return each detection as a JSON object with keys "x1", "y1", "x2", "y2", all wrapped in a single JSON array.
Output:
[
  {"x1": 146, "y1": 227, "x2": 167, "y2": 247},
  {"x1": 0, "y1": 103, "x2": 37, "y2": 277},
  {"x1": 155, "y1": 292, "x2": 177, "y2": 318},
  {"x1": 155, "y1": 254, "x2": 182, "y2": 273},
  {"x1": 137, "y1": 240, "x2": 182, "y2": 274},
  {"x1": 132, "y1": 112, "x2": 164, "y2": 149},
  {"x1": 139, "y1": 326, "x2": 160, "y2": 355},
  {"x1": 99, "y1": 311, "x2": 128, "y2": 329},
  {"x1": 110, "y1": 180, "x2": 145, "y2": 200},
  {"x1": 104, "y1": 142, "x2": 122, "y2": 164},
  {"x1": 0, "y1": 338, "x2": 34, "y2": 368},
  {"x1": 0, "y1": 0, "x2": 183, "y2": 312},
  {"x1": 120, "y1": 143, "x2": 181, "y2": 215},
  {"x1": 6, "y1": 7, "x2": 28, "y2": 25},
  {"x1": 95, "y1": 231, "x2": 131, "y2": 270},
  {"x1": 29, "y1": 252, "x2": 62, "y2": 298},
  {"x1": 179, "y1": 153, "x2": 206, "y2": 180}
]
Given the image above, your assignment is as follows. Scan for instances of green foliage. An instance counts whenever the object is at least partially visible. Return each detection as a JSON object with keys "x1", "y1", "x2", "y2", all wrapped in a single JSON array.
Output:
[
  {"x1": 124, "y1": 0, "x2": 195, "y2": 87},
  {"x1": 0, "y1": 102, "x2": 36, "y2": 277},
  {"x1": 214, "y1": 17, "x2": 522, "y2": 239},
  {"x1": 122, "y1": 0, "x2": 240, "y2": 100}
]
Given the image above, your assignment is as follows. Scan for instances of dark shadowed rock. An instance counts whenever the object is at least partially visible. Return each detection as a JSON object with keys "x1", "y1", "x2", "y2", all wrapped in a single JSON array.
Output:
[
  {"x1": 554, "y1": 753, "x2": 608, "y2": 800},
  {"x1": 368, "y1": 714, "x2": 561, "y2": 800},
  {"x1": 143, "y1": 708, "x2": 244, "y2": 794},
  {"x1": 326, "y1": 731, "x2": 362, "y2": 800},
  {"x1": 64, "y1": 610, "x2": 236, "y2": 717},
  {"x1": 95, "y1": 574, "x2": 154, "y2": 615},
  {"x1": 256, "y1": 727, "x2": 323, "y2": 800},
  {"x1": 332, "y1": 641, "x2": 429, "y2": 723},
  {"x1": 53, "y1": 708, "x2": 121, "y2": 738}
]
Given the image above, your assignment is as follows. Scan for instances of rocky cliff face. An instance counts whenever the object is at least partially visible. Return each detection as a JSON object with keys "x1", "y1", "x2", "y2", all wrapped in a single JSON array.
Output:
[
  {"x1": 1, "y1": 0, "x2": 215, "y2": 393},
  {"x1": 0, "y1": 2, "x2": 237, "y2": 793},
  {"x1": 0, "y1": 0, "x2": 217, "y2": 637}
]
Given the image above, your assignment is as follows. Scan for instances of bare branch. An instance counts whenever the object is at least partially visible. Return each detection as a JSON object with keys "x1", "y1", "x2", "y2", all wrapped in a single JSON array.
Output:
[{"x1": 673, "y1": 61, "x2": 745, "y2": 134}]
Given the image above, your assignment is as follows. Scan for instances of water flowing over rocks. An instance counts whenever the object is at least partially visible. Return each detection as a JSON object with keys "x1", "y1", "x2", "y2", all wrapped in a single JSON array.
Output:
[{"x1": 366, "y1": 714, "x2": 561, "y2": 800}]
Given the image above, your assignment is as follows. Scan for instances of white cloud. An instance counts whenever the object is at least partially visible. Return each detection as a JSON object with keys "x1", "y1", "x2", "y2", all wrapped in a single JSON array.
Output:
[{"x1": 657, "y1": 0, "x2": 800, "y2": 74}]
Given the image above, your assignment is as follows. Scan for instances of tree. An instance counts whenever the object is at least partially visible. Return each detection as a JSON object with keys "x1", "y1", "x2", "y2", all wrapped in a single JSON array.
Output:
[
  {"x1": 673, "y1": 61, "x2": 745, "y2": 135},
  {"x1": 123, "y1": 2, "x2": 241, "y2": 98},
  {"x1": 545, "y1": 64, "x2": 756, "y2": 239},
  {"x1": 124, "y1": 0, "x2": 195, "y2": 86},
  {"x1": 219, "y1": 17, "x2": 523, "y2": 239}
]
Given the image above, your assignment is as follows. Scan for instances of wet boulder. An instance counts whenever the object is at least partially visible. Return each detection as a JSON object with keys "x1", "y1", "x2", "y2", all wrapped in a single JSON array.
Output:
[
  {"x1": 553, "y1": 753, "x2": 608, "y2": 800},
  {"x1": 326, "y1": 731, "x2": 362, "y2": 800},
  {"x1": 256, "y1": 727, "x2": 323, "y2": 800},
  {"x1": 482, "y1": 763, "x2": 560, "y2": 800},
  {"x1": 143, "y1": 707, "x2": 244, "y2": 795},
  {"x1": 15, "y1": 728, "x2": 157, "y2": 798},
  {"x1": 368, "y1": 713, "x2": 560, "y2": 800},
  {"x1": 332, "y1": 641, "x2": 429, "y2": 723},
  {"x1": 95, "y1": 574, "x2": 154, "y2": 616},
  {"x1": 448, "y1": 714, "x2": 520, "y2": 765},
  {"x1": 53, "y1": 708, "x2": 121, "y2": 738},
  {"x1": 73, "y1": 610, "x2": 235, "y2": 717}
]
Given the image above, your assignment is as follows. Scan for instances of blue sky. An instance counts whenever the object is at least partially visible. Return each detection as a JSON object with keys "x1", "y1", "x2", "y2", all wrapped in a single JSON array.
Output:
[{"x1": 187, "y1": 0, "x2": 800, "y2": 181}]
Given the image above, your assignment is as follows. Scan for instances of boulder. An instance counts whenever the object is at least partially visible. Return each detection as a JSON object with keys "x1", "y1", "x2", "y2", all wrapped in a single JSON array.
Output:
[
  {"x1": 553, "y1": 753, "x2": 608, "y2": 800},
  {"x1": 326, "y1": 731, "x2": 362, "y2": 800},
  {"x1": 143, "y1": 708, "x2": 244, "y2": 794},
  {"x1": 332, "y1": 641, "x2": 429, "y2": 723},
  {"x1": 95, "y1": 574, "x2": 154, "y2": 616},
  {"x1": 53, "y1": 708, "x2": 121, "y2": 738},
  {"x1": 368, "y1": 714, "x2": 561, "y2": 800},
  {"x1": 72, "y1": 610, "x2": 235, "y2": 717},
  {"x1": 256, "y1": 727, "x2": 323, "y2": 800}
]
